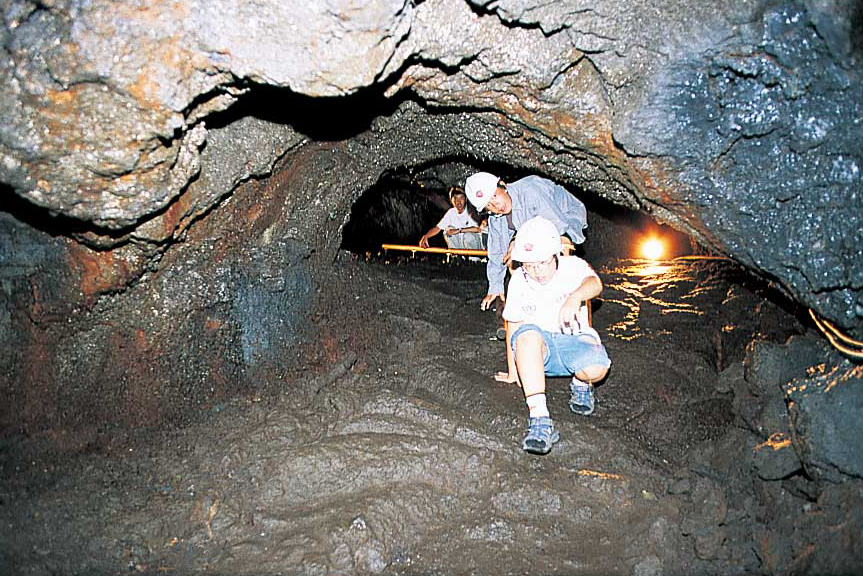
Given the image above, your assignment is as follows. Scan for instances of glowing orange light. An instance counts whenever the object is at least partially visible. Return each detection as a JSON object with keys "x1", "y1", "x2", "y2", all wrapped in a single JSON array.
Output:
[{"x1": 640, "y1": 238, "x2": 665, "y2": 260}]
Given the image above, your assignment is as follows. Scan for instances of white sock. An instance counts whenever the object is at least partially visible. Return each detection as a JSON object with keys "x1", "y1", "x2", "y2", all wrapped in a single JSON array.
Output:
[{"x1": 526, "y1": 393, "x2": 549, "y2": 418}]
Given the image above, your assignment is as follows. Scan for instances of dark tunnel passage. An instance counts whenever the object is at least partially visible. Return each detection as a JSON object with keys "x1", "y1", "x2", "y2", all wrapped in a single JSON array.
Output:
[
  {"x1": 340, "y1": 161, "x2": 698, "y2": 263},
  {"x1": 1, "y1": 86, "x2": 861, "y2": 576}
]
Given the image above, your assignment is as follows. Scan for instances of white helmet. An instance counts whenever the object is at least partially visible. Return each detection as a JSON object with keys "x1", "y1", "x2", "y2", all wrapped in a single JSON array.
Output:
[
  {"x1": 512, "y1": 217, "x2": 563, "y2": 262},
  {"x1": 464, "y1": 172, "x2": 499, "y2": 210}
]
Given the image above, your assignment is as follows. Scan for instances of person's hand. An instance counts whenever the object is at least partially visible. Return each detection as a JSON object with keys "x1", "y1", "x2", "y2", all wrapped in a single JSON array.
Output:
[
  {"x1": 481, "y1": 293, "x2": 504, "y2": 311},
  {"x1": 561, "y1": 236, "x2": 575, "y2": 255},
  {"x1": 419, "y1": 236, "x2": 429, "y2": 248},
  {"x1": 445, "y1": 227, "x2": 459, "y2": 236},
  {"x1": 503, "y1": 240, "x2": 514, "y2": 267},
  {"x1": 558, "y1": 295, "x2": 582, "y2": 333},
  {"x1": 494, "y1": 371, "x2": 519, "y2": 384}
]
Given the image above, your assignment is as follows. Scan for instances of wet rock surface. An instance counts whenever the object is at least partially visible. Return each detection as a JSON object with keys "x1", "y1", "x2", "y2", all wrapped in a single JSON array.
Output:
[{"x1": 3, "y1": 254, "x2": 859, "y2": 575}]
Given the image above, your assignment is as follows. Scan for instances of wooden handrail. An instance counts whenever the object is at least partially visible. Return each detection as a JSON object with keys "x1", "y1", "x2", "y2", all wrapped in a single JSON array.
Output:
[{"x1": 381, "y1": 243, "x2": 488, "y2": 257}]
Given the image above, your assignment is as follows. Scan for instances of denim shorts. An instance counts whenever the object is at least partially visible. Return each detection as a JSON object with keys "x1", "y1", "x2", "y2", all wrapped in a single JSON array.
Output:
[{"x1": 510, "y1": 323, "x2": 611, "y2": 377}]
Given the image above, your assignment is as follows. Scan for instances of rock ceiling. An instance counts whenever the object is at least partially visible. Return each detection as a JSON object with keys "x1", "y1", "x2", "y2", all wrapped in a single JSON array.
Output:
[{"x1": 2, "y1": 0, "x2": 861, "y2": 338}]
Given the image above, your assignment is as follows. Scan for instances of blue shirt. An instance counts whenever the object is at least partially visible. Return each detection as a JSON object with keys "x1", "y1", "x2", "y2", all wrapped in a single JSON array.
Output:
[{"x1": 486, "y1": 175, "x2": 587, "y2": 295}]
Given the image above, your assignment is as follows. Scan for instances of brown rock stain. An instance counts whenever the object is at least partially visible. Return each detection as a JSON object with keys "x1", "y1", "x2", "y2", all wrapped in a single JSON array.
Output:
[
  {"x1": 160, "y1": 189, "x2": 193, "y2": 238},
  {"x1": 27, "y1": 280, "x2": 53, "y2": 323},
  {"x1": 133, "y1": 327, "x2": 149, "y2": 351},
  {"x1": 108, "y1": 0, "x2": 195, "y2": 106},
  {"x1": 127, "y1": 40, "x2": 197, "y2": 107},
  {"x1": 42, "y1": 87, "x2": 90, "y2": 149},
  {"x1": 64, "y1": 241, "x2": 137, "y2": 303},
  {"x1": 248, "y1": 202, "x2": 265, "y2": 224}
]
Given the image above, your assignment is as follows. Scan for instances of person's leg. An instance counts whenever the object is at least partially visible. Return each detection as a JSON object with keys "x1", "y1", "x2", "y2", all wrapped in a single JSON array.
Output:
[
  {"x1": 449, "y1": 233, "x2": 468, "y2": 250},
  {"x1": 463, "y1": 232, "x2": 484, "y2": 250},
  {"x1": 544, "y1": 332, "x2": 610, "y2": 416},
  {"x1": 569, "y1": 377, "x2": 598, "y2": 416},
  {"x1": 513, "y1": 329, "x2": 547, "y2": 399},
  {"x1": 574, "y1": 363, "x2": 610, "y2": 383},
  {"x1": 511, "y1": 325, "x2": 560, "y2": 454}
]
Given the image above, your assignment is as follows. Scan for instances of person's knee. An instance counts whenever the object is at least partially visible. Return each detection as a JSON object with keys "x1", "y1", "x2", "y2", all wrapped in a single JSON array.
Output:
[
  {"x1": 576, "y1": 364, "x2": 609, "y2": 383},
  {"x1": 514, "y1": 330, "x2": 543, "y2": 351}
]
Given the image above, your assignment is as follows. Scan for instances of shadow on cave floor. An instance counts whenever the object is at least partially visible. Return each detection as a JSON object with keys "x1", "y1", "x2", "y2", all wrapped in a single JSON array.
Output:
[{"x1": 0, "y1": 255, "x2": 815, "y2": 575}]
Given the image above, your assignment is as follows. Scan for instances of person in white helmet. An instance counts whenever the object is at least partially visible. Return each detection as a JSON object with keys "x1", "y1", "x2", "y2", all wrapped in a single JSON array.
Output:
[
  {"x1": 499, "y1": 216, "x2": 610, "y2": 455},
  {"x1": 464, "y1": 172, "x2": 587, "y2": 311}
]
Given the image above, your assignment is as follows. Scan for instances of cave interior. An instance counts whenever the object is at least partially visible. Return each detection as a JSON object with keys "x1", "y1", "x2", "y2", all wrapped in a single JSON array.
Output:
[{"x1": 2, "y1": 4, "x2": 863, "y2": 572}]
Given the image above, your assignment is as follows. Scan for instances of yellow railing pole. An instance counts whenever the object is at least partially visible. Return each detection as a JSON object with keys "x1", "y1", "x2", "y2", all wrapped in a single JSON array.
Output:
[{"x1": 381, "y1": 243, "x2": 488, "y2": 258}]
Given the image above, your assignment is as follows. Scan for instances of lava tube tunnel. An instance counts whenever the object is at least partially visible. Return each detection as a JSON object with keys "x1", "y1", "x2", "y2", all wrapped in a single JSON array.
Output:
[{"x1": 1, "y1": 2, "x2": 861, "y2": 575}]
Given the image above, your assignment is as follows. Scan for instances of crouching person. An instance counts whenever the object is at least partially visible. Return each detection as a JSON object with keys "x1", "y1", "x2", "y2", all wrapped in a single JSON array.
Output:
[{"x1": 495, "y1": 217, "x2": 611, "y2": 455}]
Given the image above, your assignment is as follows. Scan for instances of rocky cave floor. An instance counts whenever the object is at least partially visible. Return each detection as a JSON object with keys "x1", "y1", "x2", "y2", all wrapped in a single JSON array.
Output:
[{"x1": 2, "y1": 253, "x2": 861, "y2": 575}]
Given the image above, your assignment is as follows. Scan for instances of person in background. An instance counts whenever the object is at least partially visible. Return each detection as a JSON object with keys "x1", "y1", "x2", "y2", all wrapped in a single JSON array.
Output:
[
  {"x1": 419, "y1": 186, "x2": 484, "y2": 250},
  {"x1": 496, "y1": 216, "x2": 610, "y2": 455},
  {"x1": 479, "y1": 215, "x2": 489, "y2": 249},
  {"x1": 464, "y1": 172, "x2": 587, "y2": 311}
]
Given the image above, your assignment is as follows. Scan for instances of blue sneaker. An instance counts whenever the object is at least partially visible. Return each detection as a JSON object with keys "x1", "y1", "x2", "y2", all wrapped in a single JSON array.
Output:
[
  {"x1": 522, "y1": 416, "x2": 560, "y2": 455},
  {"x1": 569, "y1": 378, "x2": 595, "y2": 416}
]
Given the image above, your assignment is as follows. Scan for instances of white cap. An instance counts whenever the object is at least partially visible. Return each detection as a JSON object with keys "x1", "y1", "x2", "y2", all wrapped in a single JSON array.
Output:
[
  {"x1": 464, "y1": 172, "x2": 499, "y2": 210},
  {"x1": 511, "y1": 217, "x2": 563, "y2": 262}
]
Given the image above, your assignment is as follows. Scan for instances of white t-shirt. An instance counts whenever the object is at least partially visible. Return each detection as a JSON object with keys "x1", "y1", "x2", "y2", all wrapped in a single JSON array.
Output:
[
  {"x1": 503, "y1": 256, "x2": 600, "y2": 340},
  {"x1": 437, "y1": 207, "x2": 478, "y2": 230}
]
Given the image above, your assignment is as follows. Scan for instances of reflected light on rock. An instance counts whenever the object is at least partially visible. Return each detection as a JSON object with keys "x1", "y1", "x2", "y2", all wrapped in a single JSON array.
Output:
[
  {"x1": 575, "y1": 469, "x2": 624, "y2": 480},
  {"x1": 600, "y1": 259, "x2": 708, "y2": 341},
  {"x1": 755, "y1": 432, "x2": 792, "y2": 451},
  {"x1": 634, "y1": 264, "x2": 671, "y2": 277}
]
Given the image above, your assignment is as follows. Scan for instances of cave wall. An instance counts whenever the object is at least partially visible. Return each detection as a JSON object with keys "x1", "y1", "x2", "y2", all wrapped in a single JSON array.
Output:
[
  {"x1": 612, "y1": 1, "x2": 863, "y2": 337},
  {"x1": 1, "y1": 0, "x2": 862, "y2": 436}
]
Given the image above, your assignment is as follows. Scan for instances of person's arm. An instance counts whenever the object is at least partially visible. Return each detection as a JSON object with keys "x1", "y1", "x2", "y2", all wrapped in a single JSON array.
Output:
[
  {"x1": 502, "y1": 237, "x2": 515, "y2": 268},
  {"x1": 496, "y1": 278, "x2": 523, "y2": 383},
  {"x1": 482, "y1": 217, "x2": 510, "y2": 309},
  {"x1": 481, "y1": 292, "x2": 504, "y2": 310},
  {"x1": 419, "y1": 225, "x2": 441, "y2": 248},
  {"x1": 459, "y1": 225, "x2": 483, "y2": 233},
  {"x1": 558, "y1": 274, "x2": 602, "y2": 332},
  {"x1": 445, "y1": 225, "x2": 481, "y2": 235},
  {"x1": 424, "y1": 208, "x2": 457, "y2": 246},
  {"x1": 494, "y1": 319, "x2": 522, "y2": 384},
  {"x1": 450, "y1": 213, "x2": 483, "y2": 235}
]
